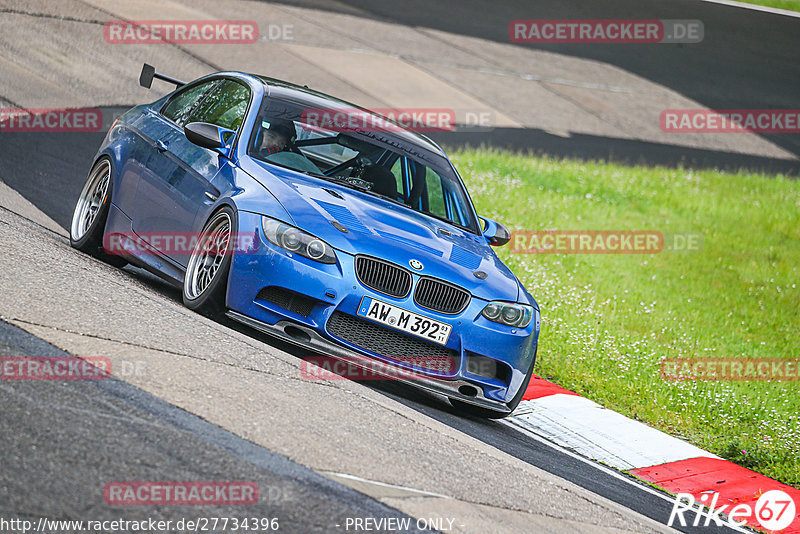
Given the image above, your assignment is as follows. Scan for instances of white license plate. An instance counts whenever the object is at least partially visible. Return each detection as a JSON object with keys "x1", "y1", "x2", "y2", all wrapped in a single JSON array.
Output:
[{"x1": 356, "y1": 296, "x2": 452, "y2": 345}]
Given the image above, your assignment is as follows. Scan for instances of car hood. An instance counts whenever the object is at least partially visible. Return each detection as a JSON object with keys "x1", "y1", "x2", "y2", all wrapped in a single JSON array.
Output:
[{"x1": 244, "y1": 159, "x2": 520, "y2": 302}]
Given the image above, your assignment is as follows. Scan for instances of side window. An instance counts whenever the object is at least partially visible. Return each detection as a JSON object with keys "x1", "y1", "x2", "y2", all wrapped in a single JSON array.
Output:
[
  {"x1": 425, "y1": 167, "x2": 446, "y2": 217},
  {"x1": 161, "y1": 81, "x2": 218, "y2": 126},
  {"x1": 390, "y1": 158, "x2": 407, "y2": 199},
  {"x1": 187, "y1": 79, "x2": 250, "y2": 132}
]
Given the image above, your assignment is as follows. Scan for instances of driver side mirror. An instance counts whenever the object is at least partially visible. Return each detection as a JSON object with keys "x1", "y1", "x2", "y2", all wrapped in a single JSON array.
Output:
[
  {"x1": 184, "y1": 122, "x2": 235, "y2": 157},
  {"x1": 479, "y1": 216, "x2": 511, "y2": 247}
]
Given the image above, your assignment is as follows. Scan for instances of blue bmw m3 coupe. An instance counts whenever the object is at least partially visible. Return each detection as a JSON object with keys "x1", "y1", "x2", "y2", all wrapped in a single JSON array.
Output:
[{"x1": 70, "y1": 64, "x2": 540, "y2": 418}]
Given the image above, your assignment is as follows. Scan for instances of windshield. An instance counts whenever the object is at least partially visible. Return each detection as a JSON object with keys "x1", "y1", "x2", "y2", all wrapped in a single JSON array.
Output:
[{"x1": 247, "y1": 97, "x2": 479, "y2": 233}]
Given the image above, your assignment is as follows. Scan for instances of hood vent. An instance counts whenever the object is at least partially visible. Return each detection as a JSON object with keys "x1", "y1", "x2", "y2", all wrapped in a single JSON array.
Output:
[
  {"x1": 316, "y1": 200, "x2": 370, "y2": 234},
  {"x1": 449, "y1": 245, "x2": 482, "y2": 270}
]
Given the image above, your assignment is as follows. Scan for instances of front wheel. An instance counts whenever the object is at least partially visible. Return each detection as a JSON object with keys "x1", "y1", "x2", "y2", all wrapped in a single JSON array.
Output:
[{"x1": 182, "y1": 207, "x2": 235, "y2": 317}]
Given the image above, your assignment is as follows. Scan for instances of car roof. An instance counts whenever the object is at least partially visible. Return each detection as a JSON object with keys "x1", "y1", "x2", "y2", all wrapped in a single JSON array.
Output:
[{"x1": 251, "y1": 74, "x2": 449, "y2": 159}]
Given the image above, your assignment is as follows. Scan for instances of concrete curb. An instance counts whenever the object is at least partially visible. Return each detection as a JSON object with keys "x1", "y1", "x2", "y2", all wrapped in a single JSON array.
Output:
[{"x1": 507, "y1": 376, "x2": 800, "y2": 533}]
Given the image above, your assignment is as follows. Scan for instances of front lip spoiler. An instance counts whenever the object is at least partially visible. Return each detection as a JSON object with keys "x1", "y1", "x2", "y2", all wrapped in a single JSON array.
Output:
[{"x1": 225, "y1": 310, "x2": 511, "y2": 414}]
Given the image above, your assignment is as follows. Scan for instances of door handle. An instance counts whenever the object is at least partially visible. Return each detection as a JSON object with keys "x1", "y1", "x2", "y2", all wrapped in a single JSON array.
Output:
[
  {"x1": 204, "y1": 191, "x2": 218, "y2": 202},
  {"x1": 155, "y1": 139, "x2": 169, "y2": 152}
]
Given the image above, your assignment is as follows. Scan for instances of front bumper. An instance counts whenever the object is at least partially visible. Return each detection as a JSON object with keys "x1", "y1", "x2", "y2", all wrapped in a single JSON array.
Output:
[
  {"x1": 226, "y1": 211, "x2": 539, "y2": 408},
  {"x1": 226, "y1": 311, "x2": 511, "y2": 413}
]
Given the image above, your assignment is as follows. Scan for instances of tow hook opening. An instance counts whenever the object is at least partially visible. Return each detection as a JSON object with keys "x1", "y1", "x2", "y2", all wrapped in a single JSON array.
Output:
[
  {"x1": 284, "y1": 325, "x2": 311, "y2": 343},
  {"x1": 458, "y1": 385, "x2": 479, "y2": 397}
]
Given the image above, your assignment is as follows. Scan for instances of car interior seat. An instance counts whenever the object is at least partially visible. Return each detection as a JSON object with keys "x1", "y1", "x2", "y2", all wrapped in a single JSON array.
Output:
[{"x1": 362, "y1": 164, "x2": 398, "y2": 199}]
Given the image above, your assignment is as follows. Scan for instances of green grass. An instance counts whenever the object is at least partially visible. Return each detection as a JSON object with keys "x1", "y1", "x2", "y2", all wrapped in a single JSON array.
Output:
[
  {"x1": 450, "y1": 149, "x2": 800, "y2": 487},
  {"x1": 736, "y1": 0, "x2": 800, "y2": 12}
]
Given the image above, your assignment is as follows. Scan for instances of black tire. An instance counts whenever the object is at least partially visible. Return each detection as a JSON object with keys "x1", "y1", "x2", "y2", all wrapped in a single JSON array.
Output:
[
  {"x1": 451, "y1": 348, "x2": 537, "y2": 419},
  {"x1": 182, "y1": 207, "x2": 235, "y2": 317},
  {"x1": 70, "y1": 158, "x2": 127, "y2": 267}
]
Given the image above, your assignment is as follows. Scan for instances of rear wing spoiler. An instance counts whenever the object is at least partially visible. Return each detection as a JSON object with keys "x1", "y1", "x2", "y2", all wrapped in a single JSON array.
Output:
[{"x1": 139, "y1": 63, "x2": 186, "y2": 89}]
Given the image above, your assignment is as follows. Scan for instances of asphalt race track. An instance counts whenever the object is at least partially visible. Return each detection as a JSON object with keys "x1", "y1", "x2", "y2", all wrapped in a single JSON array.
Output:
[
  {"x1": 0, "y1": 320, "x2": 427, "y2": 533},
  {"x1": 0, "y1": 130, "x2": 739, "y2": 533},
  {"x1": 0, "y1": 188, "x2": 674, "y2": 534},
  {"x1": 280, "y1": 0, "x2": 800, "y2": 174}
]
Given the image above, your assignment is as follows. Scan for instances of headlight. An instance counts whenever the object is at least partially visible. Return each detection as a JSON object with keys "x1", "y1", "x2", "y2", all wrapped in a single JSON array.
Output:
[
  {"x1": 261, "y1": 217, "x2": 337, "y2": 264},
  {"x1": 481, "y1": 301, "x2": 533, "y2": 328}
]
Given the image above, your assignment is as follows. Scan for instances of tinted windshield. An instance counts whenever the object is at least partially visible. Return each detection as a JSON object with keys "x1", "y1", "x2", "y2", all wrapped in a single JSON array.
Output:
[{"x1": 247, "y1": 97, "x2": 478, "y2": 233}]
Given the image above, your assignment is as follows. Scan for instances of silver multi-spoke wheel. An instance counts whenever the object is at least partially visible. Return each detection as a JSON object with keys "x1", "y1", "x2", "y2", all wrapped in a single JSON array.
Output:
[
  {"x1": 71, "y1": 160, "x2": 111, "y2": 241},
  {"x1": 184, "y1": 211, "x2": 232, "y2": 300}
]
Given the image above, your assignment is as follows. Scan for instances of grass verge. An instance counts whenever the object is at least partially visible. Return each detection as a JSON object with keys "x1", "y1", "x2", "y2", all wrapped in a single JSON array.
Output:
[
  {"x1": 733, "y1": 0, "x2": 800, "y2": 12},
  {"x1": 450, "y1": 149, "x2": 800, "y2": 487}
]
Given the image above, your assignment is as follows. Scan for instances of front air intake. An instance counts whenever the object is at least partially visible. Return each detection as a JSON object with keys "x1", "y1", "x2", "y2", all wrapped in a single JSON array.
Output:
[
  {"x1": 256, "y1": 287, "x2": 317, "y2": 317},
  {"x1": 327, "y1": 311, "x2": 459, "y2": 375}
]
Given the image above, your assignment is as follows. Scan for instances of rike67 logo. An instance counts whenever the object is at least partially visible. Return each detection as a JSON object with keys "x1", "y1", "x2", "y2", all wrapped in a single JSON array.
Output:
[{"x1": 669, "y1": 490, "x2": 797, "y2": 531}]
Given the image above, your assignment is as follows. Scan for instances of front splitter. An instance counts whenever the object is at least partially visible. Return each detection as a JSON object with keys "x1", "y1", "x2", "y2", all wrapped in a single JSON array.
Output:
[{"x1": 226, "y1": 310, "x2": 510, "y2": 414}]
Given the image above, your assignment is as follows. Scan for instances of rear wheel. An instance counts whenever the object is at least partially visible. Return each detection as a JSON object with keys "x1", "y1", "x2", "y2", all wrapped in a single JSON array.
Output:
[
  {"x1": 182, "y1": 207, "x2": 234, "y2": 317},
  {"x1": 451, "y1": 349, "x2": 537, "y2": 419},
  {"x1": 70, "y1": 158, "x2": 126, "y2": 267}
]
